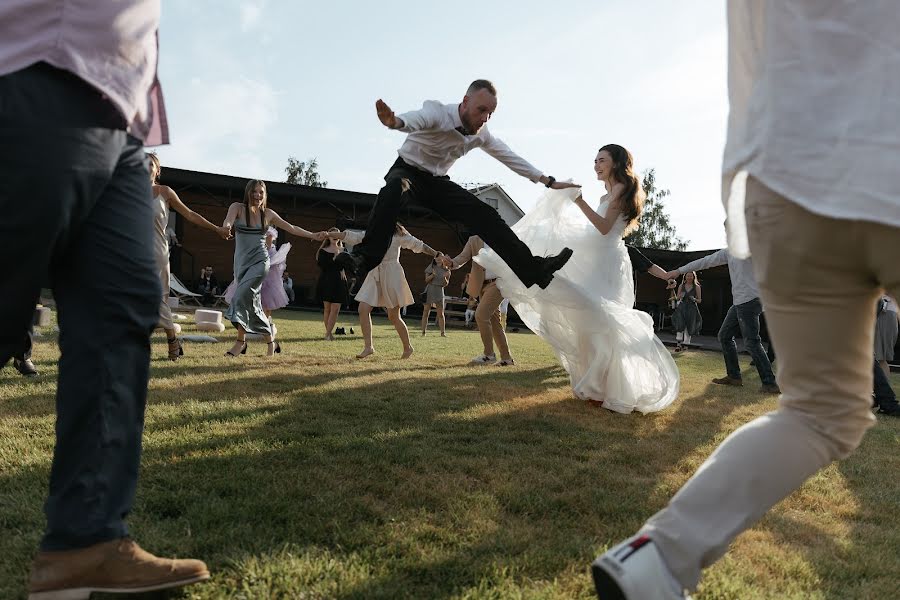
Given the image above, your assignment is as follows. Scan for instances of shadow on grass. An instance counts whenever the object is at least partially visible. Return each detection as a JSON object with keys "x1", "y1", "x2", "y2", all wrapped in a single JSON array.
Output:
[{"x1": 0, "y1": 344, "x2": 807, "y2": 599}]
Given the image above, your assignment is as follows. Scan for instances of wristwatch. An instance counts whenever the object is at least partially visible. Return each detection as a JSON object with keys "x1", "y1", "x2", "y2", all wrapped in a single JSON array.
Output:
[{"x1": 545, "y1": 176, "x2": 556, "y2": 188}]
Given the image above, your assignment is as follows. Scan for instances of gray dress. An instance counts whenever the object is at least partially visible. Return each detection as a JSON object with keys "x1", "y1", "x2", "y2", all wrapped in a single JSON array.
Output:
[
  {"x1": 153, "y1": 193, "x2": 174, "y2": 330},
  {"x1": 424, "y1": 263, "x2": 449, "y2": 305},
  {"x1": 875, "y1": 296, "x2": 898, "y2": 361},
  {"x1": 672, "y1": 284, "x2": 702, "y2": 336},
  {"x1": 225, "y1": 218, "x2": 272, "y2": 336}
]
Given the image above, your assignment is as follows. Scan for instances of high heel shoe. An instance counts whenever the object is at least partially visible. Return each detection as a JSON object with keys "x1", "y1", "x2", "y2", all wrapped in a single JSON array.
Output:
[
  {"x1": 167, "y1": 336, "x2": 183, "y2": 361},
  {"x1": 225, "y1": 340, "x2": 247, "y2": 357},
  {"x1": 266, "y1": 340, "x2": 281, "y2": 356}
]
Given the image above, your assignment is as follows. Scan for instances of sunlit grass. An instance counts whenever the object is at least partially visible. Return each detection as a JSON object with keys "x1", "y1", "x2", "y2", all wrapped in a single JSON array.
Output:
[{"x1": 1, "y1": 310, "x2": 898, "y2": 599}]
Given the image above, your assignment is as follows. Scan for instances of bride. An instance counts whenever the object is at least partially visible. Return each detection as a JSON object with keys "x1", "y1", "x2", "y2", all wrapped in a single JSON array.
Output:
[{"x1": 475, "y1": 144, "x2": 679, "y2": 414}]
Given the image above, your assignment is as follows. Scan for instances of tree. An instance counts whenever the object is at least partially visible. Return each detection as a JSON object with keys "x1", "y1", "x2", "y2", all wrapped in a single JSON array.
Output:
[
  {"x1": 624, "y1": 168, "x2": 688, "y2": 250},
  {"x1": 285, "y1": 156, "x2": 327, "y2": 187}
]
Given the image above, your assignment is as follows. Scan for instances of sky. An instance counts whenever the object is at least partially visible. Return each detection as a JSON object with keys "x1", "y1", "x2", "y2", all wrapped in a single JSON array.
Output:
[{"x1": 156, "y1": 0, "x2": 729, "y2": 250}]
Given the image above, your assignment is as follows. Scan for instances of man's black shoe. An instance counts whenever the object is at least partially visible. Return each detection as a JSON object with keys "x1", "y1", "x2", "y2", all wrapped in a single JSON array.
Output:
[
  {"x1": 533, "y1": 247, "x2": 574, "y2": 289},
  {"x1": 13, "y1": 358, "x2": 38, "y2": 377},
  {"x1": 877, "y1": 405, "x2": 900, "y2": 417}
]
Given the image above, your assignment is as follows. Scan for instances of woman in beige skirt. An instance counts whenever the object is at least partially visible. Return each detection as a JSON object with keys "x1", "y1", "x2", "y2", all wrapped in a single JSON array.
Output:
[{"x1": 328, "y1": 223, "x2": 441, "y2": 359}]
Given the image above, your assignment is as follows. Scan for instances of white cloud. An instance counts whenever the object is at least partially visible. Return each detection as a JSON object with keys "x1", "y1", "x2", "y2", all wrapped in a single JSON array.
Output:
[
  {"x1": 160, "y1": 76, "x2": 279, "y2": 179},
  {"x1": 239, "y1": 0, "x2": 266, "y2": 32}
]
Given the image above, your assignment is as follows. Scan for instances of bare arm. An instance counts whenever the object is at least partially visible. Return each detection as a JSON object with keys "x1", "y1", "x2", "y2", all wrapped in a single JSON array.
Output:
[
  {"x1": 165, "y1": 187, "x2": 231, "y2": 239},
  {"x1": 647, "y1": 264, "x2": 670, "y2": 280},
  {"x1": 448, "y1": 237, "x2": 477, "y2": 270},
  {"x1": 573, "y1": 185, "x2": 624, "y2": 236},
  {"x1": 266, "y1": 209, "x2": 326, "y2": 241},
  {"x1": 695, "y1": 285, "x2": 702, "y2": 304},
  {"x1": 222, "y1": 203, "x2": 242, "y2": 230}
]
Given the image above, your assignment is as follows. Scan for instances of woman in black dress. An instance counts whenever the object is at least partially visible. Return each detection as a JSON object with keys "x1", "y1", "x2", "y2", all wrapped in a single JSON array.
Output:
[
  {"x1": 316, "y1": 228, "x2": 348, "y2": 340},
  {"x1": 672, "y1": 271, "x2": 702, "y2": 352}
]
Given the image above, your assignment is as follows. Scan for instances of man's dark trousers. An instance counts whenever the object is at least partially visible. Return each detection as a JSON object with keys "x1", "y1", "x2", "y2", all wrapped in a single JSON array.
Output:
[
  {"x1": 0, "y1": 63, "x2": 159, "y2": 551},
  {"x1": 355, "y1": 157, "x2": 543, "y2": 286}
]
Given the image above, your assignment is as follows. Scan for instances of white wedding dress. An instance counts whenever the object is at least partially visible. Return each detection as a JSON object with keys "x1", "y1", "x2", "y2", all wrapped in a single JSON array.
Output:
[{"x1": 475, "y1": 188, "x2": 679, "y2": 414}]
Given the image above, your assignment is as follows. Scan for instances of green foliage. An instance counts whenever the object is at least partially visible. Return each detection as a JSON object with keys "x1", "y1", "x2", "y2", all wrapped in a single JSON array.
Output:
[
  {"x1": 625, "y1": 168, "x2": 688, "y2": 250},
  {"x1": 285, "y1": 156, "x2": 327, "y2": 187}
]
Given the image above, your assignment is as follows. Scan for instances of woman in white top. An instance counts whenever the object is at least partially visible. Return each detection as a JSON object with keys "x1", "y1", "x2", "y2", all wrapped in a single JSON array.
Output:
[{"x1": 329, "y1": 223, "x2": 441, "y2": 359}]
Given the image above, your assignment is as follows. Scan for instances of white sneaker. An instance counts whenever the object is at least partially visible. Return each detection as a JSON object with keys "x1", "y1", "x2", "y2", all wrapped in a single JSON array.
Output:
[
  {"x1": 592, "y1": 535, "x2": 690, "y2": 599},
  {"x1": 469, "y1": 353, "x2": 497, "y2": 365}
]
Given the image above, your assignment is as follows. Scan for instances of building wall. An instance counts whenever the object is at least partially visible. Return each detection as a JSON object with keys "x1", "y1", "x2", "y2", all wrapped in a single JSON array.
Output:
[
  {"x1": 474, "y1": 189, "x2": 523, "y2": 227},
  {"x1": 171, "y1": 190, "x2": 472, "y2": 303}
]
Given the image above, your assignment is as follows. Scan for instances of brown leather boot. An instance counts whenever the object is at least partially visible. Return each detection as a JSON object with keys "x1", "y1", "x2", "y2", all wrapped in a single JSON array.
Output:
[
  {"x1": 27, "y1": 537, "x2": 209, "y2": 599},
  {"x1": 711, "y1": 376, "x2": 743, "y2": 387}
]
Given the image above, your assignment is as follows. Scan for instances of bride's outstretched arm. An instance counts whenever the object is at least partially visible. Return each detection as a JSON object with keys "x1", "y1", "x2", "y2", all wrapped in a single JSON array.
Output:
[{"x1": 573, "y1": 193, "x2": 623, "y2": 235}]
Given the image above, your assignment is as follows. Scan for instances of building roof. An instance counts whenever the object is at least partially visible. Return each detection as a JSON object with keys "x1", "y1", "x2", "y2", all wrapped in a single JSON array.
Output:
[{"x1": 467, "y1": 183, "x2": 526, "y2": 218}]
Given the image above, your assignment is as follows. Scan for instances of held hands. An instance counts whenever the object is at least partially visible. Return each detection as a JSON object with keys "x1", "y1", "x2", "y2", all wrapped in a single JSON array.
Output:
[
  {"x1": 437, "y1": 254, "x2": 454, "y2": 269},
  {"x1": 376, "y1": 99, "x2": 399, "y2": 129},
  {"x1": 312, "y1": 231, "x2": 328, "y2": 241},
  {"x1": 217, "y1": 225, "x2": 233, "y2": 240},
  {"x1": 551, "y1": 180, "x2": 581, "y2": 190},
  {"x1": 326, "y1": 230, "x2": 344, "y2": 240}
]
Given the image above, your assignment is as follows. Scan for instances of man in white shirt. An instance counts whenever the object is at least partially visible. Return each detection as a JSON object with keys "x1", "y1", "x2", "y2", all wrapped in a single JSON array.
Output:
[
  {"x1": 665, "y1": 249, "x2": 778, "y2": 394},
  {"x1": 592, "y1": 2, "x2": 900, "y2": 598},
  {"x1": 335, "y1": 79, "x2": 579, "y2": 291},
  {"x1": 0, "y1": 1, "x2": 208, "y2": 597}
]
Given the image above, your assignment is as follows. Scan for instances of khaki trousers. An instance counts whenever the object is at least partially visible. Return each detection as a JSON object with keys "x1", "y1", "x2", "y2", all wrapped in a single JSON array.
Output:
[
  {"x1": 642, "y1": 176, "x2": 900, "y2": 590},
  {"x1": 475, "y1": 280, "x2": 511, "y2": 360}
]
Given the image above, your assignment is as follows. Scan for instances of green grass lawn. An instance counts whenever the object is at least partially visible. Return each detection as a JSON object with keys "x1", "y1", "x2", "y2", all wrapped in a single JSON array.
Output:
[{"x1": 1, "y1": 310, "x2": 898, "y2": 599}]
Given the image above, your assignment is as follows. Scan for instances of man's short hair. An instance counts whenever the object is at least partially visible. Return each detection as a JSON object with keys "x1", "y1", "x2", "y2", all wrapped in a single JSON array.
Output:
[{"x1": 467, "y1": 79, "x2": 497, "y2": 96}]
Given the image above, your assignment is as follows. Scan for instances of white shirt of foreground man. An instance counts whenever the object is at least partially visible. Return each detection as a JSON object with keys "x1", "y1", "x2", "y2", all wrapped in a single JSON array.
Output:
[{"x1": 723, "y1": 0, "x2": 900, "y2": 257}]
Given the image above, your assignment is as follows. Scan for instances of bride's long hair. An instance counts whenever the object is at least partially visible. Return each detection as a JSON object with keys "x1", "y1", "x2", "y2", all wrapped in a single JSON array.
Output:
[{"x1": 600, "y1": 143, "x2": 645, "y2": 234}]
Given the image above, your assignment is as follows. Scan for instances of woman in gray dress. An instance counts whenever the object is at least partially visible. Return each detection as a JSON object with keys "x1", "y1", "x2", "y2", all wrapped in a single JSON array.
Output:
[
  {"x1": 671, "y1": 271, "x2": 702, "y2": 352},
  {"x1": 148, "y1": 154, "x2": 230, "y2": 360},
  {"x1": 221, "y1": 179, "x2": 326, "y2": 357},
  {"x1": 420, "y1": 258, "x2": 450, "y2": 336}
]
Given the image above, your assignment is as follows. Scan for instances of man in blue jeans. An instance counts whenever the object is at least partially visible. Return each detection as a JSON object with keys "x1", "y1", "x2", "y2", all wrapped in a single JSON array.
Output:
[
  {"x1": 0, "y1": 1, "x2": 208, "y2": 597},
  {"x1": 666, "y1": 249, "x2": 780, "y2": 394}
]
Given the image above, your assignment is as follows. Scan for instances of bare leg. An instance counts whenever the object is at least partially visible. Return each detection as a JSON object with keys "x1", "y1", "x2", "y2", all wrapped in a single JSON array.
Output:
[
  {"x1": 226, "y1": 325, "x2": 247, "y2": 357},
  {"x1": 357, "y1": 302, "x2": 374, "y2": 358},
  {"x1": 421, "y1": 304, "x2": 431, "y2": 335},
  {"x1": 323, "y1": 301, "x2": 332, "y2": 339},
  {"x1": 326, "y1": 303, "x2": 341, "y2": 340},
  {"x1": 322, "y1": 300, "x2": 334, "y2": 340},
  {"x1": 388, "y1": 306, "x2": 413, "y2": 358},
  {"x1": 436, "y1": 306, "x2": 446, "y2": 336}
]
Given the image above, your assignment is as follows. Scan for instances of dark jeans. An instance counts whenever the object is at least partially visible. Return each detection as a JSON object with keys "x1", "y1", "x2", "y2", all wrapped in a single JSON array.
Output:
[
  {"x1": 0, "y1": 63, "x2": 159, "y2": 551},
  {"x1": 873, "y1": 360, "x2": 898, "y2": 412},
  {"x1": 355, "y1": 157, "x2": 544, "y2": 286},
  {"x1": 718, "y1": 298, "x2": 776, "y2": 385}
]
